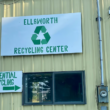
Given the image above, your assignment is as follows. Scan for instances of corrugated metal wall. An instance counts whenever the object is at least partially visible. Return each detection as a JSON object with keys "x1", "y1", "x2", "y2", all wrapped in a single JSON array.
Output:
[
  {"x1": 1, "y1": 0, "x2": 109, "y2": 110},
  {"x1": 101, "y1": 0, "x2": 110, "y2": 109}
]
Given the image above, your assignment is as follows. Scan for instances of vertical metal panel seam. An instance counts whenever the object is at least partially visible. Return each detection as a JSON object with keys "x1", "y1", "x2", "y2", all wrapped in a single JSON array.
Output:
[
  {"x1": 63, "y1": 104, "x2": 65, "y2": 110},
  {"x1": 21, "y1": 52, "x2": 24, "y2": 71},
  {"x1": 50, "y1": 0, "x2": 53, "y2": 14},
  {"x1": 61, "y1": 0, "x2": 63, "y2": 13},
  {"x1": 11, "y1": 2, "x2": 15, "y2": 107},
  {"x1": 91, "y1": 0, "x2": 98, "y2": 109},
  {"x1": 50, "y1": 0, "x2": 54, "y2": 72},
  {"x1": 86, "y1": 0, "x2": 94, "y2": 108},
  {"x1": 32, "y1": 0, "x2": 34, "y2": 15},
  {"x1": 41, "y1": 56, "x2": 44, "y2": 72},
  {"x1": 1, "y1": 4, "x2": 5, "y2": 110},
  {"x1": 71, "y1": 0, "x2": 76, "y2": 71},
  {"x1": 79, "y1": 0, "x2": 83, "y2": 71},
  {"x1": 31, "y1": 0, "x2": 34, "y2": 103},
  {"x1": 61, "y1": 1, "x2": 64, "y2": 110},
  {"x1": 21, "y1": 0, "x2": 24, "y2": 73},
  {"x1": 90, "y1": 0, "x2": 98, "y2": 109},
  {"x1": 103, "y1": 0, "x2": 109, "y2": 85},
  {"x1": 32, "y1": 0, "x2": 34, "y2": 73},
  {"x1": 101, "y1": 0, "x2": 108, "y2": 85},
  {"x1": 31, "y1": 98, "x2": 33, "y2": 110},
  {"x1": 73, "y1": 105, "x2": 76, "y2": 110},
  {"x1": 71, "y1": 0, "x2": 75, "y2": 71},
  {"x1": 13, "y1": 0, "x2": 15, "y2": 17},
  {"x1": 80, "y1": 0, "x2": 85, "y2": 70},
  {"x1": 70, "y1": 0, "x2": 73, "y2": 13},
  {"x1": 21, "y1": 2, "x2": 24, "y2": 110},
  {"x1": 2, "y1": 2, "x2": 6, "y2": 73},
  {"x1": 80, "y1": 0, "x2": 87, "y2": 109},
  {"x1": 51, "y1": 0, "x2": 55, "y2": 108},
  {"x1": 101, "y1": 0, "x2": 110, "y2": 109},
  {"x1": 62, "y1": 55, "x2": 64, "y2": 71},
  {"x1": 80, "y1": 0, "x2": 85, "y2": 73},
  {"x1": 21, "y1": 0, "x2": 24, "y2": 16},
  {"x1": 12, "y1": 1, "x2": 15, "y2": 110},
  {"x1": 107, "y1": 0, "x2": 110, "y2": 109},
  {"x1": 11, "y1": 57, "x2": 13, "y2": 110},
  {"x1": 41, "y1": 0, "x2": 43, "y2": 15},
  {"x1": 0, "y1": 4, "x2": 2, "y2": 108},
  {"x1": 32, "y1": 56, "x2": 34, "y2": 72},
  {"x1": 1, "y1": 93, "x2": 3, "y2": 110},
  {"x1": 51, "y1": 0, "x2": 54, "y2": 72},
  {"x1": 42, "y1": 105, "x2": 44, "y2": 110},
  {"x1": 52, "y1": 105, "x2": 54, "y2": 110}
]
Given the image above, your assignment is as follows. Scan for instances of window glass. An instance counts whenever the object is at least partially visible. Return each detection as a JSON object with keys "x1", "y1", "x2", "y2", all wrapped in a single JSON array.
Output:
[
  {"x1": 24, "y1": 73, "x2": 52, "y2": 103},
  {"x1": 55, "y1": 73, "x2": 83, "y2": 102},
  {"x1": 23, "y1": 71, "x2": 86, "y2": 105}
]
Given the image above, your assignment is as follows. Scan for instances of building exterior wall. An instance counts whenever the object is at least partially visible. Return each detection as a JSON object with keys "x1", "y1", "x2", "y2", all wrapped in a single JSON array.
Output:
[
  {"x1": 101, "y1": 0, "x2": 110, "y2": 109},
  {"x1": 0, "y1": 0, "x2": 109, "y2": 110}
]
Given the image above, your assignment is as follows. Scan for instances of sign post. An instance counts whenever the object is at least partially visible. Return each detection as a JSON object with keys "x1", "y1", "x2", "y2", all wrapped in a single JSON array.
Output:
[{"x1": 0, "y1": 71, "x2": 22, "y2": 93}]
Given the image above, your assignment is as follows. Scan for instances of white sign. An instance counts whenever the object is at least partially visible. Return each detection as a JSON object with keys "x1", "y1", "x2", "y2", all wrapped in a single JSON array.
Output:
[
  {"x1": 1, "y1": 13, "x2": 82, "y2": 56},
  {"x1": 0, "y1": 71, "x2": 22, "y2": 93}
]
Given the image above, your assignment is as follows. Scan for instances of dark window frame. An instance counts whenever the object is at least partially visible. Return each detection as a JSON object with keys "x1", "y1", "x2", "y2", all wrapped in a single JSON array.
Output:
[{"x1": 22, "y1": 71, "x2": 86, "y2": 105}]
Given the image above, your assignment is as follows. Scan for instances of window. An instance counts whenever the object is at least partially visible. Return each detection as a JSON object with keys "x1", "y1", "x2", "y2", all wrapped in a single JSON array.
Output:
[{"x1": 22, "y1": 71, "x2": 86, "y2": 105}]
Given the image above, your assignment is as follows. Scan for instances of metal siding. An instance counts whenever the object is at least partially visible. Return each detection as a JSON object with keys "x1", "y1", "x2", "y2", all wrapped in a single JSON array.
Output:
[
  {"x1": 101, "y1": 0, "x2": 110, "y2": 110},
  {"x1": 0, "y1": 0, "x2": 104, "y2": 110}
]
